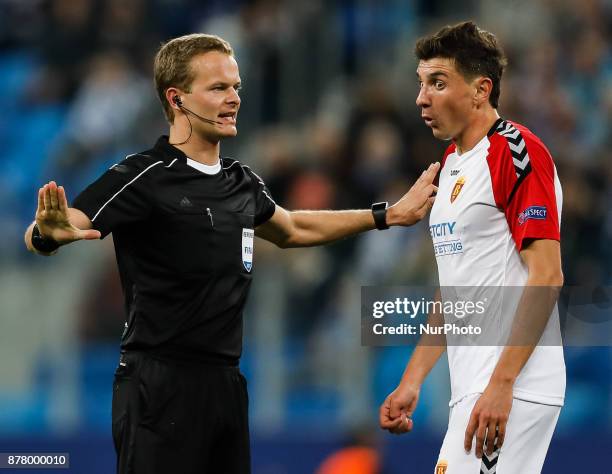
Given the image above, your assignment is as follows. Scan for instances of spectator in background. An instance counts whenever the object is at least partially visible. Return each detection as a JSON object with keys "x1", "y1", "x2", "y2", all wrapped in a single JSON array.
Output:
[
  {"x1": 345, "y1": 78, "x2": 419, "y2": 207},
  {"x1": 52, "y1": 50, "x2": 150, "y2": 183},
  {"x1": 30, "y1": 0, "x2": 95, "y2": 102},
  {"x1": 96, "y1": 0, "x2": 158, "y2": 73}
]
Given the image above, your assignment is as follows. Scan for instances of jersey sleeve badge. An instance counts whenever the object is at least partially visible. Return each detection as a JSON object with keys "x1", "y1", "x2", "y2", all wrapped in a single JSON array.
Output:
[
  {"x1": 242, "y1": 228, "x2": 254, "y2": 272},
  {"x1": 517, "y1": 205, "x2": 547, "y2": 225}
]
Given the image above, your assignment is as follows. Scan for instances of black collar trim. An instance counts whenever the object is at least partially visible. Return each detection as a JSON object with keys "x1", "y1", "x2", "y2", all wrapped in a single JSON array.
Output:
[
  {"x1": 487, "y1": 118, "x2": 504, "y2": 137},
  {"x1": 154, "y1": 135, "x2": 188, "y2": 162}
]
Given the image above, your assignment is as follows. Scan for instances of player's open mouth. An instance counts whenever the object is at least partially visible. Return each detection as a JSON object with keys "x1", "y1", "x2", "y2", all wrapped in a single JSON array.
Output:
[
  {"x1": 218, "y1": 112, "x2": 237, "y2": 124},
  {"x1": 422, "y1": 115, "x2": 434, "y2": 126}
]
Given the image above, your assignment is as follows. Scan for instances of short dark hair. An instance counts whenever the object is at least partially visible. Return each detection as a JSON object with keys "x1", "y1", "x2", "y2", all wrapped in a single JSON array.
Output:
[{"x1": 415, "y1": 21, "x2": 507, "y2": 108}]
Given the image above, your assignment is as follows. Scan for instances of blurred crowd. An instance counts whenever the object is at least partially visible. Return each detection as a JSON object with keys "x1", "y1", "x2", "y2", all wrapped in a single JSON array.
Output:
[{"x1": 0, "y1": 0, "x2": 610, "y2": 436}]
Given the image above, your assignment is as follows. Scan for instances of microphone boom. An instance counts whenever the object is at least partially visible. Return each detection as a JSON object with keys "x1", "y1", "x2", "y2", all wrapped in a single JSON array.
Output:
[{"x1": 180, "y1": 104, "x2": 224, "y2": 125}]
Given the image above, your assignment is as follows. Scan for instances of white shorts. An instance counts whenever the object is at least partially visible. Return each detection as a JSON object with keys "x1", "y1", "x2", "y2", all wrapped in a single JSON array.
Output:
[{"x1": 434, "y1": 393, "x2": 561, "y2": 474}]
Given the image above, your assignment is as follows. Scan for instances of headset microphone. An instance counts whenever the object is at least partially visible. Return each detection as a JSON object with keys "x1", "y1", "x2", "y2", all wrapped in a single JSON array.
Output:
[{"x1": 173, "y1": 96, "x2": 223, "y2": 125}]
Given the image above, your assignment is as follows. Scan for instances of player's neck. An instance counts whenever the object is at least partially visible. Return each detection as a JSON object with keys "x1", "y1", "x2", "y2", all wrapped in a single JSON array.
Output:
[
  {"x1": 454, "y1": 109, "x2": 500, "y2": 156},
  {"x1": 169, "y1": 126, "x2": 221, "y2": 165}
]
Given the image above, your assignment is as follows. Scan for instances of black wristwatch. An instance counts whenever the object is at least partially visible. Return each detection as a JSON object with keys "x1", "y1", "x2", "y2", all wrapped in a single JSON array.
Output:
[
  {"x1": 31, "y1": 224, "x2": 60, "y2": 253},
  {"x1": 371, "y1": 201, "x2": 389, "y2": 230}
]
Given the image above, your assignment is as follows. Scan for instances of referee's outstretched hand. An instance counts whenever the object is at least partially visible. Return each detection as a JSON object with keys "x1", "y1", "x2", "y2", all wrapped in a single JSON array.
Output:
[
  {"x1": 386, "y1": 162, "x2": 440, "y2": 226},
  {"x1": 36, "y1": 181, "x2": 101, "y2": 244}
]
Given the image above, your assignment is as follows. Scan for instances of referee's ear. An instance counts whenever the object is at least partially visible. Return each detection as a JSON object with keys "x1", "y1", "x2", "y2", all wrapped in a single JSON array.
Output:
[{"x1": 166, "y1": 88, "x2": 182, "y2": 114}]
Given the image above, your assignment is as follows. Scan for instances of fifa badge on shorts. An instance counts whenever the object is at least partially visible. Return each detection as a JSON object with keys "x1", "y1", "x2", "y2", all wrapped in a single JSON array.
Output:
[
  {"x1": 242, "y1": 228, "x2": 254, "y2": 272},
  {"x1": 435, "y1": 459, "x2": 448, "y2": 474},
  {"x1": 450, "y1": 176, "x2": 466, "y2": 203}
]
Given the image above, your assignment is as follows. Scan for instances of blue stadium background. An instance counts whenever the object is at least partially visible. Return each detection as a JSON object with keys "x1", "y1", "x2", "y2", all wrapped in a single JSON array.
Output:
[{"x1": 1, "y1": 0, "x2": 610, "y2": 472}]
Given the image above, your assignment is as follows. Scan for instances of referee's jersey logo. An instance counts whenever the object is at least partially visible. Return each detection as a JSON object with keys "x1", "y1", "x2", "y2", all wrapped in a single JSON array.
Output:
[{"x1": 242, "y1": 228, "x2": 254, "y2": 272}]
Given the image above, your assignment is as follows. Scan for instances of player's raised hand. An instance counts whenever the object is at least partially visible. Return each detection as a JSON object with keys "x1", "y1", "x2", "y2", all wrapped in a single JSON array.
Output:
[
  {"x1": 386, "y1": 162, "x2": 440, "y2": 226},
  {"x1": 379, "y1": 382, "x2": 420, "y2": 435},
  {"x1": 36, "y1": 181, "x2": 101, "y2": 244}
]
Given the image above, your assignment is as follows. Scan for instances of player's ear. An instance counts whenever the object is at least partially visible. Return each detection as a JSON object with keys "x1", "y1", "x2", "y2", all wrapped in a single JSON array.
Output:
[{"x1": 473, "y1": 77, "x2": 492, "y2": 107}]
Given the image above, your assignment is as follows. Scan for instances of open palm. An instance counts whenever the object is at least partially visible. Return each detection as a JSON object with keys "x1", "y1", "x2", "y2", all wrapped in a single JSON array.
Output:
[{"x1": 36, "y1": 181, "x2": 100, "y2": 244}]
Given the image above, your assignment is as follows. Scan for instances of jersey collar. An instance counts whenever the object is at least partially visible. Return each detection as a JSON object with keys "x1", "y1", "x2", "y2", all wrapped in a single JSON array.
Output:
[
  {"x1": 154, "y1": 135, "x2": 189, "y2": 163},
  {"x1": 154, "y1": 136, "x2": 225, "y2": 174},
  {"x1": 487, "y1": 117, "x2": 505, "y2": 137}
]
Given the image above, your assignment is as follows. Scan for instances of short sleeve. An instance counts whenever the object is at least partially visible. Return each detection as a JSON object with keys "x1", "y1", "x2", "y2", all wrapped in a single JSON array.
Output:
[
  {"x1": 488, "y1": 128, "x2": 561, "y2": 252},
  {"x1": 243, "y1": 166, "x2": 276, "y2": 226},
  {"x1": 503, "y1": 147, "x2": 561, "y2": 251},
  {"x1": 72, "y1": 155, "x2": 161, "y2": 238}
]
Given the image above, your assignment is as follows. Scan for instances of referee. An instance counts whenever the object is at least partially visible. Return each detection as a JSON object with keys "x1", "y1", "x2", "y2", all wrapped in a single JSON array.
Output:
[{"x1": 24, "y1": 34, "x2": 439, "y2": 474}]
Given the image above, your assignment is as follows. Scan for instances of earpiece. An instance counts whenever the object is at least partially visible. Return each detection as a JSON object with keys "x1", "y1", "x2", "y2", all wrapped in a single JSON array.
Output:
[{"x1": 170, "y1": 94, "x2": 222, "y2": 127}]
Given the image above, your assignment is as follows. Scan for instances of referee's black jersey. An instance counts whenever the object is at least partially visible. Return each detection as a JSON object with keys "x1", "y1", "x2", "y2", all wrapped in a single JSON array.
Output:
[{"x1": 73, "y1": 136, "x2": 276, "y2": 364}]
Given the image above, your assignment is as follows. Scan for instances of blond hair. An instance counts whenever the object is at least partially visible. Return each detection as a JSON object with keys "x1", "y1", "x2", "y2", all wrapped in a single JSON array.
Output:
[{"x1": 154, "y1": 33, "x2": 234, "y2": 123}]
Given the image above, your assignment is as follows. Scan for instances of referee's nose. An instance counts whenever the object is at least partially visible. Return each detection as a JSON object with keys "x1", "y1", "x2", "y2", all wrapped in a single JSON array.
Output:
[{"x1": 227, "y1": 87, "x2": 241, "y2": 107}]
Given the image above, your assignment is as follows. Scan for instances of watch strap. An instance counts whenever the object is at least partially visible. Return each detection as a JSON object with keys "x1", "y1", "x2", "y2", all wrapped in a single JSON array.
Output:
[
  {"x1": 371, "y1": 201, "x2": 389, "y2": 230},
  {"x1": 31, "y1": 224, "x2": 60, "y2": 253}
]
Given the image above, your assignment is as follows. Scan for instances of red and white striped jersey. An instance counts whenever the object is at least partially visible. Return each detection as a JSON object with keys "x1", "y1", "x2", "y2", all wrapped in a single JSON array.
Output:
[{"x1": 429, "y1": 118, "x2": 565, "y2": 406}]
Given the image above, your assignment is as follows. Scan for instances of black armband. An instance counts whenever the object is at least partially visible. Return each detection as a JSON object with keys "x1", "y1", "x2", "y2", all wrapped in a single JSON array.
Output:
[{"x1": 31, "y1": 224, "x2": 60, "y2": 253}]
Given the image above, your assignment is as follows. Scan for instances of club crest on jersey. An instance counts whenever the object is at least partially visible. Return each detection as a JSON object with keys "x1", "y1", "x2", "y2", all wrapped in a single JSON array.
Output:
[
  {"x1": 242, "y1": 228, "x2": 254, "y2": 272},
  {"x1": 518, "y1": 206, "x2": 547, "y2": 225},
  {"x1": 435, "y1": 460, "x2": 448, "y2": 474},
  {"x1": 450, "y1": 176, "x2": 466, "y2": 203}
]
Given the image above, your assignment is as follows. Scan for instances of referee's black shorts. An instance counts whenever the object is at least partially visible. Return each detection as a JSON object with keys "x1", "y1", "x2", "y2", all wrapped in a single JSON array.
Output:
[{"x1": 111, "y1": 351, "x2": 250, "y2": 474}]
